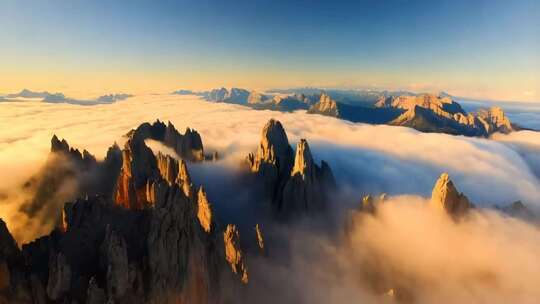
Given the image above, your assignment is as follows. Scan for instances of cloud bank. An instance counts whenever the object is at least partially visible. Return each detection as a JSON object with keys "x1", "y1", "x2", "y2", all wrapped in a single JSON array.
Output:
[
  {"x1": 1, "y1": 94, "x2": 539, "y2": 221},
  {"x1": 1, "y1": 94, "x2": 540, "y2": 302}
]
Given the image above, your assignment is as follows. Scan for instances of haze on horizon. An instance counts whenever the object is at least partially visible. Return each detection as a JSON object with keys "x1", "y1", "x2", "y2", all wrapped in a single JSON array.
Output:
[{"x1": 1, "y1": 0, "x2": 539, "y2": 102}]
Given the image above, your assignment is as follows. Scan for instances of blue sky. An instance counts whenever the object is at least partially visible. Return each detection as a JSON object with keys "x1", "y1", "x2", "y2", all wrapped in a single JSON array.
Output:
[{"x1": 0, "y1": 0, "x2": 538, "y2": 101}]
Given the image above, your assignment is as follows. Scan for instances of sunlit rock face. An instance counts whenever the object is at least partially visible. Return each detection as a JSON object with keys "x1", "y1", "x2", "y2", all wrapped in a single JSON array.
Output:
[
  {"x1": 248, "y1": 119, "x2": 335, "y2": 217},
  {"x1": 375, "y1": 94, "x2": 467, "y2": 116},
  {"x1": 307, "y1": 92, "x2": 340, "y2": 117},
  {"x1": 476, "y1": 106, "x2": 513, "y2": 134},
  {"x1": 223, "y1": 224, "x2": 248, "y2": 284},
  {"x1": 430, "y1": 173, "x2": 472, "y2": 218},
  {"x1": 197, "y1": 187, "x2": 213, "y2": 233},
  {"x1": 376, "y1": 94, "x2": 514, "y2": 136},
  {"x1": 115, "y1": 136, "x2": 158, "y2": 209}
]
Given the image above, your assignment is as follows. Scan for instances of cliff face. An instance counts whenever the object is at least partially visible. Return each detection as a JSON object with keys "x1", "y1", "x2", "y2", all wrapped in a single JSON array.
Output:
[{"x1": 247, "y1": 119, "x2": 336, "y2": 217}]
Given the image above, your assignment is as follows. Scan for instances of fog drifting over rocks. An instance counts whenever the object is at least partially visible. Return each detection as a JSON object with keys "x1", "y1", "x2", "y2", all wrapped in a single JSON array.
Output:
[{"x1": 1, "y1": 94, "x2": 540, "y2": 303}]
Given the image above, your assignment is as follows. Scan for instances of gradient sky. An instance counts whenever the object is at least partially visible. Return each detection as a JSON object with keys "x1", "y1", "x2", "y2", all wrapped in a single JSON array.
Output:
[{"x1": 0, "y1": 0, "x2": 538, "y2": 101}]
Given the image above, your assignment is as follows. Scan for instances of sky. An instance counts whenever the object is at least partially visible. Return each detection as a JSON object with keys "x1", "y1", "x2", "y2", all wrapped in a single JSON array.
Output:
[{"x1": 0, "y1": 0, "x2": 538, "y2": 101}]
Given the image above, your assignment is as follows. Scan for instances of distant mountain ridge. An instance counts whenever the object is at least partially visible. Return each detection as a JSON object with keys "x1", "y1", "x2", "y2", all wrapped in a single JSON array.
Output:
[{"x1": 174, "y1": 87, "x2": 517, "y2": 137}]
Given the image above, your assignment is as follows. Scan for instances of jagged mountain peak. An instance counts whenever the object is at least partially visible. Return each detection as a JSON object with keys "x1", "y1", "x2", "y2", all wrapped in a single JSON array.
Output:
[
  {"x1": 430, "y1": 173, "x2": 472, "y2": 218},
  {"x1": 249, "y1": 119, "x2": 294, "y2": 173},
  {"x1": 51, "y1": 134, "x2": 69, "y2": 153},
  {"x1": 247, "y1": 120, "x2": 335, "y2": 216},
  {"x1": 260, "y1": 119, "x2": 291, "y2": 158}
]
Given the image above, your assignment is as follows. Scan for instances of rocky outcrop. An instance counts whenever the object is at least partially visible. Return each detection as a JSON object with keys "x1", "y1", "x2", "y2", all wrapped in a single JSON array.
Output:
[
  {"x1": 223, "y1": 225, "x2": 248, "y2": 284},
  {"x1": 115, "y1": 121, "x2": 206, "y2": 209},
  {"x1": 248, "y1": 119, "x2": 335, "y2": 217},
  {"x1": 307, "y1": 92, "x2": 340, "y2": 117},
  {"x1": 430, "y1": 173, "x2": 472, "y2": 218}
]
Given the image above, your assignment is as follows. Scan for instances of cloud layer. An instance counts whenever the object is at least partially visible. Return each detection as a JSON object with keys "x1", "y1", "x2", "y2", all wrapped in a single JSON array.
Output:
[
  {"x1": 1, "y1": 94, "x2": 540, "y2": 302},
  {"x1": 1, "y1": 94, "x2": 539, "y2": 219}
]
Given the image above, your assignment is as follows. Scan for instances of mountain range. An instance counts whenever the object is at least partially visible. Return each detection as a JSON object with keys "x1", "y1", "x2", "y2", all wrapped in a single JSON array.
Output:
[{"x1": 173, "y1": 88, "x2": 518, "y2": 137}]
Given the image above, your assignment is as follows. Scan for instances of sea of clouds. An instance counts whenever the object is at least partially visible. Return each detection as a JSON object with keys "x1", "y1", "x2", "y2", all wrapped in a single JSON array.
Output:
[{"x1": 1, "y1": 94, "x2": 540, "y2": 303}]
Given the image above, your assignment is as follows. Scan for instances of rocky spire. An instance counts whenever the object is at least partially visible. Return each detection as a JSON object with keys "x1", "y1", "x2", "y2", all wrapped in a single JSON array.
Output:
[
  {"x1": 115, "y1": 136, "x2": 158, "y2": 209},
  {"x1": 248, "y1": 119, "x2": 294, "y2": 175},
  {"x1": 430, "y1": 173, "x2": 471, "y2": 218},
  {"x1": 291, "y1": 139, "x2": 315, "y2": 178},
  {"x1": 247, "y1": 120, "x2": 335, "y2": 217},
  {"x1": 177, "y1": 159, "x2": 193, "y2": 197},
  {"x1": 197, "y1": 187, "x2": 213, "y2": 233},
  {"x1": 282, "y1": 138, "x2": 335, "y2": 215},
  {"x1": 223, "y1": 224, "x2": 248, "y2": 284}
]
